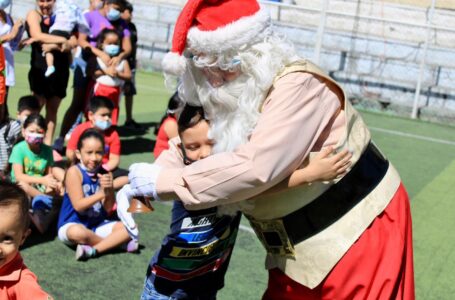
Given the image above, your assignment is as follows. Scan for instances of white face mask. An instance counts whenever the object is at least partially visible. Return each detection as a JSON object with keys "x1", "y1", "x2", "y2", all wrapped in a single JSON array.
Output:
[
  {"x1": 79, "y1": 162, "x2": 100, "y2": 178},
  {"x1": 25, "y1": 131, "x2": 45, "y2": 145}
]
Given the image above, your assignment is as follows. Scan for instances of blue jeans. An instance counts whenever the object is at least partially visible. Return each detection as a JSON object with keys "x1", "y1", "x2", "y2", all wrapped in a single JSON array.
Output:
[{"x1": 141, "y1": 277, "x2": 217, "y2": 300}]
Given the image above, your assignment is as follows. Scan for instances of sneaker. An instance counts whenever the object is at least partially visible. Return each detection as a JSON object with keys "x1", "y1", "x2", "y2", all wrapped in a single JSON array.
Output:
[
  {"x1": 124, "y1": 119, "x2": 144, "y2": 130},
  {"x1": 45, "y1": 65, "x2": 55, "y2": 77},
  {"x1": 126, "y1": 239, "x2": 139, "y2": 253},
  {"x1": 75, "y1": 244, "x2": 97, "y2": 261}
]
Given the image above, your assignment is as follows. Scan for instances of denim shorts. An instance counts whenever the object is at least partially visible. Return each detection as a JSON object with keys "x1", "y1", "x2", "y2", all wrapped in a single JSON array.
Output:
[{"x1": 140, "y1": 277, "x2": 217, "y2": 300}]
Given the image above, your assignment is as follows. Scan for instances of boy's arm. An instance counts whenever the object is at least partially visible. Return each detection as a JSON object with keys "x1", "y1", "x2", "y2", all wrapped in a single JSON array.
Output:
[
  {"x1": 104, "y1": 130, "x2": 121, "y2": 171},
  {"x1": 65, "y1": 148, "x2": 76, "y2": 163},
  {"x1": 261, "y1": 147, "x2": 352, "y2": 196},
  {"x1": 65, "y1": 124, "x2": 83, "y2": 162},
  {"x1": 104, "y1": 153, "x2": 120, "y2": 171}
]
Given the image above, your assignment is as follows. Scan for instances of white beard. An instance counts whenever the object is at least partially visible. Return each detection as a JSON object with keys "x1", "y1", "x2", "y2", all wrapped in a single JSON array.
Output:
[
  {"x1": 187, "y1": 74, "x2": 267, "y2": 216},
  {"x1": 170, "y1": 34, "x2": 299, "y2": 216},
  {"x1": 196, "y1": 74, "x2": 265, "y2": 154}
]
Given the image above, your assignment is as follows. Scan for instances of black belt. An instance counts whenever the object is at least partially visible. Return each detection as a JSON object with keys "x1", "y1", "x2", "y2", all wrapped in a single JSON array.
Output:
[{"x1": 256, "y1": 142, "x2": 389, "y2": 252}]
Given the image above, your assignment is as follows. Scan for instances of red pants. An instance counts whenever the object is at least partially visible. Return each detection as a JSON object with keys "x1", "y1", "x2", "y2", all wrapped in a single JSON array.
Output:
[
  {"x1": 263, "y1": 183, "x2": 415, "y2": 300},
  {"x1": 94, "y1": 82, "x2": 121, "y2": 125},
  {"x1": 0, "y1": 44, "x2": 5, "y2": 105}
]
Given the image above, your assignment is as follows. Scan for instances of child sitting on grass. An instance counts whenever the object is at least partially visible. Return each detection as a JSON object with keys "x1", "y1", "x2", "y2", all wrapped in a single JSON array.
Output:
[
  {"x1": 0, "y1": 181, "x2": 53, "y2": 299},
  {"x1": 123, "y1": 104, "x2": 351, "y2": 299},
  {"x1": 58, "y1": 128, "x2": 137, "y2": 261},
  {"x1": 9, "y1": 113, "x2": 64, "y2": 233}
]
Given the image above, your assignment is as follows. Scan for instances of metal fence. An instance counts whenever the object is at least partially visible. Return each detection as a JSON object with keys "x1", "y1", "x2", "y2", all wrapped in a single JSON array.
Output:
[{"x1": 268, "y1": 0, "x2": 455, "y2": 119}]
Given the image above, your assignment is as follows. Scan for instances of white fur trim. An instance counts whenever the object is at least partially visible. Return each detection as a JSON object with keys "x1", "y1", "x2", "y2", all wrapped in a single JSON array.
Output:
[
  {"x1": 187, "y1": 8, "x2": 271, "y2": 54},
  {"x1": 161, "y1": 52, "x2": 187, "y2": 76}
]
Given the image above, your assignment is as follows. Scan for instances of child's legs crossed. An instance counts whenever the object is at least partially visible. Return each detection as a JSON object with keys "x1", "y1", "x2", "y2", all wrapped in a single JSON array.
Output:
[
  {"x1": 58, "y1": 222, "x2": 103, "y2": 246},
  {"x1": 92, "y1": 221, "x2": 130, "y2": 253}
]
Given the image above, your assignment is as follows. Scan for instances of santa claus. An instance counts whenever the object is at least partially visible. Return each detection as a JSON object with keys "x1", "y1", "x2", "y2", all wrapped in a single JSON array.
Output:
[{"x1": 129, "y1": 0, "x2": 415, "y2": 299}]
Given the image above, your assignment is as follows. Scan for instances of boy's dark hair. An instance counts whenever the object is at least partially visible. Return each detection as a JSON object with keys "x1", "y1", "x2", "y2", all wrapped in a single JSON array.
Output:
[
  {"x1": 23, "y1": 113, "x2": 47, "y2": 132},
  {"x1": 17, "y1": 95, "x2": 40, "y2": 113},
  {"x1": 77, "y1": 128, "x2": 106, "y2": 151},
  {"x1": 177, "y1": 104, "x2": 206, "y2": 135},
  {"x1": 106, "y1": 0, "x2": 127, "y2": 11},
  {"x1": 124, "y1": 1, "x2": 133, "y2": 12},
  {"x1": 0, "y1": 181, "x2": 30, "y2": 229},
  {"x1": 88, "y1": 96, "x2": 114, "y2": 113},
  {"x1": 96, "y1": 28, "x2": 121, "y2": 50}
]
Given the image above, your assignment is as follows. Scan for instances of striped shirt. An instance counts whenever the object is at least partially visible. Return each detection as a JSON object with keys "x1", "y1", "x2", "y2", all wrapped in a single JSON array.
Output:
[{"x1": 0, "y1": 120, "x2": 21, "y2": 172}]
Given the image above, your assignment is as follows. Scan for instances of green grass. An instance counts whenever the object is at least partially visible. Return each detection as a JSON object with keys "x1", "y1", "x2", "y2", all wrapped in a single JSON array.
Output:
[{"x1": 7, "y1": 51, "x2": 455, "y2": 299}]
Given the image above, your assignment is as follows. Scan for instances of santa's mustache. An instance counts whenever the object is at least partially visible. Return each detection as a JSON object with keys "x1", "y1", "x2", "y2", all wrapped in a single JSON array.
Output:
[{"x1": 198, "y1": 75, "x2": 248, "y2": 113}]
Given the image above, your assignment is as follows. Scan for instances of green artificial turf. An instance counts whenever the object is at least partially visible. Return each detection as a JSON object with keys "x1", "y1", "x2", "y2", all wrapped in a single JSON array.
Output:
[{"x1": 6, "y1": 51, "x2": 455, "y2": 299}]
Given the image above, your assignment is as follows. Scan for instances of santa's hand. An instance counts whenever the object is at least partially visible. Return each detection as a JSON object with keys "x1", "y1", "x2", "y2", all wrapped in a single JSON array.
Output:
[
  {"x1": 128, "y1": 163, "x2": 162, "y2": 199},
  {"x1": 116, "y1": 184, "x2": 139, "y2": 240}
]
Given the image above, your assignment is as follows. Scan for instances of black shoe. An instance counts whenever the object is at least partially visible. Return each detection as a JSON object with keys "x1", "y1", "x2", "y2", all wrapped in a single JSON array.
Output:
[{"x1": 124, "y1": 119, "x2": 144, "y2": 130}]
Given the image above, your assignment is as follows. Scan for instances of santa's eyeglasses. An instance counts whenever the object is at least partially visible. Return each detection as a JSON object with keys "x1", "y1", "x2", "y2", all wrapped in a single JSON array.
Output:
[
  {"x1": 189, "y1": 54, "x2": 242, "y2": 87},
  {"x1": 191, "y1": 54, "x2": 241, "y2": 73}
]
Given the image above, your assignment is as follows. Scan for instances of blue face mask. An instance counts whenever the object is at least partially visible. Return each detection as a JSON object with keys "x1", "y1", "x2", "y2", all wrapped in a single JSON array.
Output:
[
  {"x1": 0, "y1": 0, "x2": 11, "y2": 10},
  {"x1": 106, "y1": 8, "x2": 121, "y2": 21},
  {"x1": 95, "y1": 119, "x2": 112, "y2": 131},
  {"x1": 104, "y1": 44, "x2": 120, "y2": 56}
]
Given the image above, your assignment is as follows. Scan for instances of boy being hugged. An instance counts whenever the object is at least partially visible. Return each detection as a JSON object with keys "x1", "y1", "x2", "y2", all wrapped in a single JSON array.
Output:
[{"x1": 122, "y1": 105, "x2": 351, "y2": 299}]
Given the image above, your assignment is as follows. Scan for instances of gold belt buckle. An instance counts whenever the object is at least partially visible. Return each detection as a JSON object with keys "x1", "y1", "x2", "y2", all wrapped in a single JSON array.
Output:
[{"x1": 247, "y1": 216, "x2": 295, "y2": 258}]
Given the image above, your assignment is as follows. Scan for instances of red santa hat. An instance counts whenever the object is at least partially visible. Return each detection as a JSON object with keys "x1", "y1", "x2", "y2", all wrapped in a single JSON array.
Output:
[{"x1": 162, "y1": 0, "x2": 271, "y2": 76}]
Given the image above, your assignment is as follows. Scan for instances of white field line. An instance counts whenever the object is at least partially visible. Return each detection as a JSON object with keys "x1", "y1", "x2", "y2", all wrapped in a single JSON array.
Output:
[
  {"x1": 369, "y1": 127, "x2": 455, "y2": 146},
  {"x1": 239, "y1": 224, "x2": 255, "y2": 234}
]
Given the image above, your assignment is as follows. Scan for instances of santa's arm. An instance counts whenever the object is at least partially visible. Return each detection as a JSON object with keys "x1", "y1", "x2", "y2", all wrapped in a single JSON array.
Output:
[{"x1": 156, "y1": 72, "x2": 341, "y2": 209}]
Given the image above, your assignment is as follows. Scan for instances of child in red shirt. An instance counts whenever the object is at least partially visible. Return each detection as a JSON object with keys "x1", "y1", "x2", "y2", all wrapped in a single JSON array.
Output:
[
  {"x1": 66, "y1": 96, "x2": 127, "y2": 189},
  {"x1": 0, "y1": 181, "x2": 52, "y2": 299}
]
